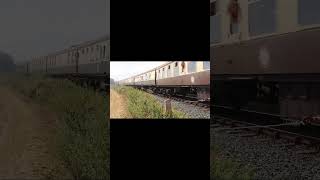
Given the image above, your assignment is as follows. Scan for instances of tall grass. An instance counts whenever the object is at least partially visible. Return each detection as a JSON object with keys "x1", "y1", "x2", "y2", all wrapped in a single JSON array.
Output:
[
  {"x1": 113, "y1": 86, "x2": 186, "y2": 118},
  {"x1": 211, "y1": 145, "x2": 255, "y2": 180},
  {"x1": 2, "y1": 74, "x2": 109, "y2": 180}
]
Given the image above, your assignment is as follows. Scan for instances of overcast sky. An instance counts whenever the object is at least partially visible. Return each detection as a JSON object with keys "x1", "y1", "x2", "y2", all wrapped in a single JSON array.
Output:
[
  {"x1": 0, "y1": 0, "x2": 109, "y2": 63},
  {"x1": 110, "y1": 61, "x2": 169, "y2": 81}
]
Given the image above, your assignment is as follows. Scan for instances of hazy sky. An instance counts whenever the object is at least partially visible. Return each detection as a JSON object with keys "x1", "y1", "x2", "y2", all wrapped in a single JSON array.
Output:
[
  {"x1": 110, "y1": 61, "x2": 169, "y2": 81},
  {"x1": 0, "y1": 0, "x2": 109, "y2": 63}
]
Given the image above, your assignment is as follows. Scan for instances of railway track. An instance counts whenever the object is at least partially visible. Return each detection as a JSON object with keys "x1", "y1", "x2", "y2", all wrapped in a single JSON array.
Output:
[
  {"x1": 212, "y1": 115, "x2": 320, "y2": 179},
  {"x1": 213, "y1": 104, "x2": 320, "y2": 127},
  {"x1": 167, "y1": 96, "x2": 210, "y2": 109},
  {"x1": 134, "y1": 88, "x2": 210, "y2": 118},
  {"x1": 141, "y1": 89, "x2": 210, "y2": 110},
  {"x1": 212, "y1": 105, "x2": 320, "y2": 152}
]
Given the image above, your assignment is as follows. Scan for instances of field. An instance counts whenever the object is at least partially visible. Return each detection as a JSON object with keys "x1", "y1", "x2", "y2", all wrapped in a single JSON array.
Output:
[
  {"x1": 0, "y1": 73, "x2": 109, "y2": 179},
  {"x1": 112, "y1": 86, "x2": 186, "y2": 119}
]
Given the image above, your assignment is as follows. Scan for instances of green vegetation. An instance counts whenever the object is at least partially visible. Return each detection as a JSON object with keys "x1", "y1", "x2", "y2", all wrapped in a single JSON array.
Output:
[
  {"x1": 211, "y1": 145, "x2": 255, "y2": 180},
  {"x1": 113, "y1": 86, "x2": 186, "y2": 118},
  {"x1": 2, "y1": 74, "x2": 109, "y2": 180}
]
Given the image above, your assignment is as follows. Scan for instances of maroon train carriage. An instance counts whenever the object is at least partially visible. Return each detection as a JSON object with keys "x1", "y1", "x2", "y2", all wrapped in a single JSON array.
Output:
[
  {"x1": 211, "y1": 0, "x2": 320, "y2": 123},
  {"x1": 18, "y1": 36, "x2": 110, "y2": 90},
  {"x1": 119, "y1": 61, "x2": 210, "y2": 101}
]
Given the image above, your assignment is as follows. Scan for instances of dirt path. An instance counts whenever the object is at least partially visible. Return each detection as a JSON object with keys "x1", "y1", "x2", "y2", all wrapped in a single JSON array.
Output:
[
  {"x1": 0, "y1": 87, "x2": 71, "y2": 179},
  {"x1": 110, "y1": 89, "x2": 131, "y2": 118}
]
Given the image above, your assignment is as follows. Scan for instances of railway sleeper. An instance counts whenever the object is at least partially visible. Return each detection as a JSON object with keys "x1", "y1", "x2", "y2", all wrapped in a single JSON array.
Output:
[
  {"x1": 281, "y1": 134, "x2": 298, "y2": 142},
  {"x1": 211, "y1": 124, "x2": 221, "y2": 128},
  {"x1": 257, "y1": 138, "x2": 272, "y2": 142},
  {"x1": 274, "y1": 142, "x2": 296, "y2": 148},
  {"x1": 299, "y1": 138, "x2": 314, "y2": 146},
  {"x1": 262, "y1": 129, "x2": 280, "y2": 140},
  {"x1": 239, "y1": 133, "x2": 258, "y2": 138},
  {"x1": 296, "y1": 149, "x2": 320, "y2": 155},
  {"x1": 226, "y1": 130, "x2": 244, "y2": 134}
]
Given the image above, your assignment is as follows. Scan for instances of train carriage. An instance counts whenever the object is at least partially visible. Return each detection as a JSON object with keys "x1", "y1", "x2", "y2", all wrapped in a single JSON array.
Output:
[
  {"x1": 21, "y1": 36, "x2": 110, "y2": 89},
  {"x1": 134, "y1": 69, "x2": 156, "y2": 87},
  {"x1": 211, "y1": 0, "x2": 320, "y2": 120},
  {"x1": 76, "y1": 38, "x2": 109, "y2": 74},
  {"x1": 155, "y1": 61, "x2": 210, "y2": 100},
  {"x1": 156, "y1": 61, "x2": 210, "y2": 87},
  {"x1": 118, "y1": 61, "x2": 210, "y2": 101},
  {"x1": 26, "y1": 36, "x2": 109, "y2": 75}
]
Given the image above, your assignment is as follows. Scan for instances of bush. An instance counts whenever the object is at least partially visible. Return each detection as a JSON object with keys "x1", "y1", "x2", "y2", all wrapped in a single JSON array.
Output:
[
  {"x1": 4, "y1": 74, "x2": 110, "y2": 180},
  {"x1": 211, "y1": 145, "x2": 254, "y2": 180},
  {"x1": 113, "y1": 86, "x2": 186, "y2": 118}
]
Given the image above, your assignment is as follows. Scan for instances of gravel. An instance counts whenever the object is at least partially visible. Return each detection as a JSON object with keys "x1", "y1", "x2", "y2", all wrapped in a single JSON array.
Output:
[
  {"x1": 151, "y1": 94, "x2": 210, "y2": 119},
  {"x1": 212, "y1": 127, "x2": 320, "y2": 180}
]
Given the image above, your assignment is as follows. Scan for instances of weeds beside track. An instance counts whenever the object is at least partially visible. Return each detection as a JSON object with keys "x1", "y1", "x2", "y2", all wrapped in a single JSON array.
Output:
[
  {"x1": 211, "y1": 144, "x2": 255, "y2": 180},
  {"x1": 113, "y1": 86, "x2": 186, "y2": 119},
  {"x1": 2, "y1": 74, "x2": 110, "y2": 180}
]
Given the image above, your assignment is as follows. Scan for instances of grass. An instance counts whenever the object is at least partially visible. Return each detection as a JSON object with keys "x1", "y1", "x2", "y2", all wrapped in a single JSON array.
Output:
[
  {"x1": 211, "y1": 145, "x2": 255, "y2": 180},
  {"x1": 113, "y1": 86, "x2": 187, "y2": 118},
  {"x1": 1, "y1": 73, "x2": 109, "y2": 180}
]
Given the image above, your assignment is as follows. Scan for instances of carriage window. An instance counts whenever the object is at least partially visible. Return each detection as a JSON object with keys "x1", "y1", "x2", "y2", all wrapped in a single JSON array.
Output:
[
  {"x1": 203, "y1": 61, "x2": 210, "y2": 70},
  {"x1": 174, "y1": 62, "x2": 179, "y2": 76},
  {"x1": 67, "y1": 54, "x2": 70, "y2": 63},
  {"x1": 229, "y1": 0, "x2": 240, "y2": 34},
  {"x1": 163, "y1": 68, "x2": 166, "y2": 78},
  {"x1": 248, "y1": 0, "x2": 276, "y2": 36},
  {"x1": 210, "y1": 1, "x2": 216, "y2": 16},
  {"x1": 181, "y1": 61, "x2": 186, "y2": 73},
  {"x1": 188, "y1": 61, "x2": 196, "y2": 73},
  {"x1": 103, "y1": 46, "x2": 106, "y2": 58},
  {"x1": 167, "y1": 65, "x2": 171, "y2": 77},
  {"x1": 298, "y1": 0, "x2": 320, "y2": 26},
  {"x1": 210, "y1": 1, "x2": 221, "y2": 43}
]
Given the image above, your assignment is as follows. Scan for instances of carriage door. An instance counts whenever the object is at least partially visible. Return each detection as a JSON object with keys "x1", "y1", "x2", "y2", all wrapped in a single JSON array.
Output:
[
  {"x1": 75, "y1": 51, "x2": 79, "y2": 73},
  {"x1": 45, "y1": 57, "x2": 48, "y2": 73},
  {"x1": 210, "y1": 0, "x2": 221, "y2": 44},
  {"x1": 227, "y1": 0, "x2": 242, "y2": 42}
]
